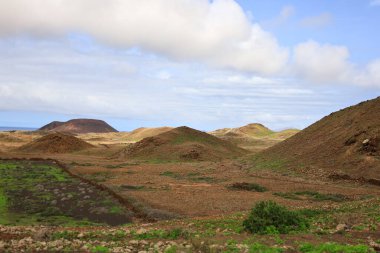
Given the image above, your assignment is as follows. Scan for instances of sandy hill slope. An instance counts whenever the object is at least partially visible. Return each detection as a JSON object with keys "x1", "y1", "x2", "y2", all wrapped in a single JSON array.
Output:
[
  {"x1": 125, "y1": 127, "x2": 173, "y2": 142},
  {"x1": 263, "y1": 97, "x2": 380, "y2": 179},
  {"x1": 39, "y1": 119, "x2": 118, "y2": 134},
  {"x1": 17, "y1": 133, "x2": 94, "y2": 154},
  {"x1": 210, "y1": 123, "x2": 274, "y2": 138},
  {"x1": 115, "y1": 126, "x2": 247, "y2": 161},
  {"x1": 209, "y1": 124, "x2": 299, "y2": 152}
]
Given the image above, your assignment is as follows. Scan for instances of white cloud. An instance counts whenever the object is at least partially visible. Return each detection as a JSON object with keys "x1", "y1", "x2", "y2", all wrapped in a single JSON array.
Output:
[
  {"x1": 300, "y1": 12, "x2": 332, "y2": 28},
  {"x1": 293, "y1": 40, "x2": 351, "y2": 83},
  {"x1": 0, "y1": 0, "x2": 288, "y2": 75},
  {"x1": 370, "y1": 0, "x2": 380, "y2": 6},
  {"x1": 293, "y1": 40, "x2": 380, "y2": 87}
]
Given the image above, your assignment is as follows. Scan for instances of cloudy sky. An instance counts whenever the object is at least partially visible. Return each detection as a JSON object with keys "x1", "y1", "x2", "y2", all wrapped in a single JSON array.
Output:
[{"x1": 0, "y1": 0, "x2": 379, "y2": 131}]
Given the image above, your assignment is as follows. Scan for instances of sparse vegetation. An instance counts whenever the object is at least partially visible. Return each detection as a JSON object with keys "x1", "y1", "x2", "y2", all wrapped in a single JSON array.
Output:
[
  {"x1": 228, "y1": 182, "x2": 268, "y2": 192},
  {"x1": 243, "y1": 201, "x2": 309, "y2": 234},
  {"x1": 298, "y1": 242, "x2": 374, "y2": 253},
  {"x1": 274, "y1": 191, "x2": 348, "y2": 202},
  {"x1": 0, "y1": 160, "x2": 131, "y2": 226}
]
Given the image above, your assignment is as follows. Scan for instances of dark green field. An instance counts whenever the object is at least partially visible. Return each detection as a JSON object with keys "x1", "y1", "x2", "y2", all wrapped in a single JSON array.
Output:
[{"x1": 0, "y1": 160, "x2": 131, "y2": 226}]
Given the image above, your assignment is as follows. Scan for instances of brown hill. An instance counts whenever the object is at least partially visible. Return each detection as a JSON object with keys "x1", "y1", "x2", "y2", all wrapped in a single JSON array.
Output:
[
  {"x1": 17, "y1": 133, "x2": 94, "y2": 154},
  {"x1": 39, "y1": 119, "x2": 118, "y2": 134},
  {"x1": 39, "y1": 121, "x2": 65, "y2": 131},
  {"x1": 209, "y1": 124, "x2": 299, "y2": 152},
  {"x1": 263, "y1": 97, "x2": 380, "y2": 179},
  {"x1": 115, "y1": 126, "x2": 247, "y2": 161},
  {"x1": 125, "y1": 127, "x2": 173, "y2": 142},
  {"x1": 210, "y1": 123, "x2": 273, "y2": 138}
]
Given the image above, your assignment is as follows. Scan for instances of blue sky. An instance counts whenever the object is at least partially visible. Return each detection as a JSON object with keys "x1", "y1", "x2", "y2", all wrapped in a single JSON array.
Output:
[{"x1": 0, "y1": 0, "x2": 379, "y2": 131}]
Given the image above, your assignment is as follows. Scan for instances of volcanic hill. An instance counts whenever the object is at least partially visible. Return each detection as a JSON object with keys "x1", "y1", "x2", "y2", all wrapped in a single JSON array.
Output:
[
  {"x1": 125, "y1": 127, "x2": 173, "y2": 142},
  {"x1": 39, "y1": 121, "x2": 65, "y2": 131},
  {"x1": 209, "y1": 123, "x2": 299, "y2": 152},
  {"x1": 17, "y1": 133, "x2": 94, "y2": 154},
  {"x1": 115, "y1": 126, "x2": 247, "y2": 161},
  {"x1": 39, "y1": 119, "x2": 118, "y2": 134},
  {"x1": 262, "y1": 97, "x2": 380, "y2": 179}
]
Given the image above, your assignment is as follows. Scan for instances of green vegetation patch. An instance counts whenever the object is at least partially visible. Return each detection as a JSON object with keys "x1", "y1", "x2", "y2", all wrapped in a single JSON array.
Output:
[
  {"x1": 250, "y1": 155, "x2": 287, "y2": 172},
  {"x1": 243, "y1": 201, "x2": 309, "y2": 234},
  {"x1": 274, "y1": 191, "x2": 348, "y2": 202},
  {"x1": 228, "y1": 182, "x2": 268, "y2": 192},
  {"x1": 299, "y1": 242, "x2": 374, "y2": 253},
  {"x1": 160, "y1": 171, "x2": 217, "y2": 183},
  {"x1": 0, "y1": 160, "x2": 131, "y2": 226}
]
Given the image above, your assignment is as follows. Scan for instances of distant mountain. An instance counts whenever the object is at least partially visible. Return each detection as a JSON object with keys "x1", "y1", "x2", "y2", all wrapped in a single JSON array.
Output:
[
  {"x1": 209, "y1": 123, "x2": 299, "y2": 152},
  {"x1": 263, "y1": 97, "x2": 380, "y2": 179},
  {"x1": 38, "y1": 121, "x2": 65, "y2": 131},
  {"x1": 115, "y1": 126, "x2": 247, "y2": 161},
  {"x1": 38, "y1": 119, "x2": 118, "y2": 134}
]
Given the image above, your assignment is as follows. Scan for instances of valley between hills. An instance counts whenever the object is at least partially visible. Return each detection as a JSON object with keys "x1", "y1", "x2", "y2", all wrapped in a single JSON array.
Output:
[{"x1": 0, "y1": 98, "x2": 379, "y2": 253}]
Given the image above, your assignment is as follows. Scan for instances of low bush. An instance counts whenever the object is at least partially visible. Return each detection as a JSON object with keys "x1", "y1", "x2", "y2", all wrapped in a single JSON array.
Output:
[
  {"x1": 228, "y1": 182, "x2": 267, "y2": 192},
  {"x1": 243, "y1": 201, "x2": 309, "y2": 234}
]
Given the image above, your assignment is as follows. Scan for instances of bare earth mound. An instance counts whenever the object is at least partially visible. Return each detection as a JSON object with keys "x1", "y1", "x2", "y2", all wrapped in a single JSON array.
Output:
[
  {"x1": 125, "y1": 127, "x2": 173, "y2": 142},
  {"x1": 18, "y1": 133, "x2": 94, "y2": 154},
  {"x1": 263, "y1": 97, "x2": 380, "y2": 179},
  {"x1": 39, "y1": 119, "x2": 118, "y2": 134},
  {"x1": 210, "y1": 123, "x2": 299, "y2": 152},
  {"x1": 115, "y1": 126, "x2": 247, "y2": 161}
]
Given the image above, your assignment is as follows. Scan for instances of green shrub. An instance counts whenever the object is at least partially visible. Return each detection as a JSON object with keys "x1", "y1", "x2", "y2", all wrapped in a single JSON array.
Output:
[
  {"x1": 248, "y1": 243, "x2": 284, "y2": 253},
  {"x1": 90, "y1": 245, "x2": 110, "y2": 253},
  {"x1": 243, "y1": 201, "x2": 309, "y2": 234},
  {"x1": 228, "y1": 182, "x2": 268, "y2": 192},
  {"x1": 298, "y1": 242, "x2": 374, "y2": 253}
]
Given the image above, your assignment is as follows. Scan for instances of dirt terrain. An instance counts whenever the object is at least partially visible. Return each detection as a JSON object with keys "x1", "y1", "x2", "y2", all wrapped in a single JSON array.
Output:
[
  {"x1": 114, "y1": 126, "x2": 247, "y2": 162},
  {"x1": 0, "y1": 99, "x2": 379, "y2": 252},
  {"x1": 17, "y1": 133, "x2": 94, "y2": 154},
  {"x1": 39, "y1": 119, "x2": 118, "y2": 134},
  {"x1": 261, "y1": 96, "x2": 380, "y2": 180},
  {"x1": 209, "y1": 124, "x2": 299, "y2": 152}
]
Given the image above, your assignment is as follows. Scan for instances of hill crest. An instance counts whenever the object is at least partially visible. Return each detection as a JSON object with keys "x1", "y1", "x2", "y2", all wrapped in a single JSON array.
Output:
[
  {"x1": 17, "y1": 132, "x2": 94, "y2": 154},
  {"x1": 115, "y1": 126, "x2": 247, "y2": 161},
  {"x1": 39, "y1": 119, "x2": 118, "y2": 134}
]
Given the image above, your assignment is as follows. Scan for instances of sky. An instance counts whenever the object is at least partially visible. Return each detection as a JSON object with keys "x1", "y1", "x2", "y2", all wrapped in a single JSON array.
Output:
[{"x1": 0, "y1": 0, "x2": 379, "y2": 131}]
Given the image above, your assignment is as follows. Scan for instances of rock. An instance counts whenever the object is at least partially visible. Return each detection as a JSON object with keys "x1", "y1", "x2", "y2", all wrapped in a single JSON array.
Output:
[
  {"x1": 136, "y1": 228, "x2": 147, "y2": 235},
  {"x1": 51, "y1": 200, "x2": 57, "y2": 205},
  {"x1": 335, "y1": 223, "x2": 349, "y2": 233},
  {"x1": 0, "y1": 241, "x2": 6, "y2": 250},
  {"x1": 129, "y1": 240, "x2": 139, "y2": 246},
  {"x1": 363, "y1": 139, "x2": 370, "y2": 144},
  {"x1": 155, "y1": 241, "x2": 164, "y2": 248},
  {"x1": 35, "y1": 184, "x2": 44, "y2": 191},
  {"x1": 368, "y1": 237, "x2": 380, "y2": 251},
  {"x1": 77, "y1": 233, "x2": 85, "y2": 238},
  {"x1": 33, "y1": 228, "x2": 51, "y2": 241}
]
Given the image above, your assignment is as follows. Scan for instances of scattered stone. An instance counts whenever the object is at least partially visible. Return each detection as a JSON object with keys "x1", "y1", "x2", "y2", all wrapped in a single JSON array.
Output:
[
  {"x1": 33, "y1": 228, "x2": 51, "y2": 241},
  {"x1": 136, "y1": 228, "x2": 147, "y2": 235},
  {"x1": 129, "y1": 240, "x2": 139, "y2": 246},
  {"x1": 335, "y1": 223, "x2": 349, "y2": 233}
]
